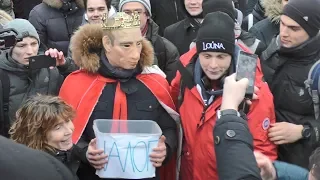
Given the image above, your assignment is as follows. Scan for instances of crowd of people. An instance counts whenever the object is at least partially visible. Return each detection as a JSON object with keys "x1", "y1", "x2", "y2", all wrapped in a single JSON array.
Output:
[{"x1": 0, "y1": 0, "x2": 320, "y2": 179}]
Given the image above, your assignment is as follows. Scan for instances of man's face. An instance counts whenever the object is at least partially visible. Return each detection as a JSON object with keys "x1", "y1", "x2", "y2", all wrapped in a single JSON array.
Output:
[
  {"x1": 11, "y1": 37, "x2": 39, "y2": 65},
  {"x1": 282, "y1": 0, "x2": 289, "y2": 8},
  {"x1": 122, "y1": 2, "x2": 148, "y2": 31},
  {"x1": 184, "y1": 0, "x2": 203, "y2": 16},
  {"x1": 86, "y1": 0, "x2": 108, "y2": 24},
  {"x1": 198, "y1": 51, "x2": 232, "y2": 80},
  {"x1": 280, "y1": 15, "x2": 310, "y2": 48},
  {"x1": 103, "y1": 28, "x2": 143, "y2": 70}
]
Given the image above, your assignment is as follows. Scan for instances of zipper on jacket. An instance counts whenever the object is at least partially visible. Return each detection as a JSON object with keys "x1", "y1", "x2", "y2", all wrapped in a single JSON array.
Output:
[
  {"x1": 64, "y1": 14, "x2": 72, "y2": 39},
  {"x1": 174, "y1": 0, "x2": 179, "y2": 21},
  {"x1": 198, "y1": 104, "x2": 209, "y2": 128}
]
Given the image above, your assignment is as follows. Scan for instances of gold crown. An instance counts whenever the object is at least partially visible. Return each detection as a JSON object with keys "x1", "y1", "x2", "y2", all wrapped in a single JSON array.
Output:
[{"x1": 102, "y1": 12, "x2": 140, "y2": 30}]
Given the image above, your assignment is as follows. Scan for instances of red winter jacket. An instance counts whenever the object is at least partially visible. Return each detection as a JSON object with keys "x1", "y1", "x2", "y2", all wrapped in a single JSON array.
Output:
[{"x1": 171, "y1": 45, "x2": 277, "y2": 180}]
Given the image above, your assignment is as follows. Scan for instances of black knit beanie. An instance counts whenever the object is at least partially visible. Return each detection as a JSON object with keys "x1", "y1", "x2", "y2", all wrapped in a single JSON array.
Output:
[
  {"x1": 282, "y1": 0, "x2": 320, "y2": 37},
  {"x1": 202, "y1": 0, "x2": 236, "y2": 21},
  {"x1": 196, "y1": 12, "x2": 235, "y2": 56}
]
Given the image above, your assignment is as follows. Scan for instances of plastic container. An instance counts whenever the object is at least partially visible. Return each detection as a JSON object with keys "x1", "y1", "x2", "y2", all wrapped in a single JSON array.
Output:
[
  {"x1": 93, "y1": 119, "x2": 162, "y2": 135},
  {"x1": 93, "y1": 119, "x2": 162, "y2": 179}
]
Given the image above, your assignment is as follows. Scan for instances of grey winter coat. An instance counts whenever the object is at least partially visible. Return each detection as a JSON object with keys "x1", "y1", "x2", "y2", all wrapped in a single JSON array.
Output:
[
  {"x1": 28, "y1": 0, "x2": 85, "y2": 55},
  {"x1": 249, "y1": 0, "x2": 282, "y2": 51},
  {"x1": 0, "y1": 51, "x2": 74, "y2": 126}
]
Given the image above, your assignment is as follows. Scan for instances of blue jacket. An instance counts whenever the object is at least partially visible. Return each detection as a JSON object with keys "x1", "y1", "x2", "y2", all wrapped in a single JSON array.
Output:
[{"x1": 274, "y1": 161, "x2": 309, "y2": 180}]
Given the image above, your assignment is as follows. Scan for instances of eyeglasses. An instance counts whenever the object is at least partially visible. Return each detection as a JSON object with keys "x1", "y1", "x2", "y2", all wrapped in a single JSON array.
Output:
[{"x1": 123, "y1": 10, "x2": 146, "y2": 16}]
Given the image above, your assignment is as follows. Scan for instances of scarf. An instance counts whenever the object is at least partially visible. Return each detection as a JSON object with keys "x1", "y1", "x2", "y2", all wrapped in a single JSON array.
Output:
[
  {"x1": 279, "y1": 33, "x2": 320, "y2": 60},
  {"x1": 98, "y1": 51, "x2": 141, "y2": 80},
  {"x1": 98, "y1": 51, "x2": 142, "y2": 133}
]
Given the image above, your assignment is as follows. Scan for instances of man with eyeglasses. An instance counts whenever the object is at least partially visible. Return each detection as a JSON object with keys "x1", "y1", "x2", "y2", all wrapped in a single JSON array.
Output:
[{"x1": 119, "y1": 0, "x2": 179, "y2": 83}]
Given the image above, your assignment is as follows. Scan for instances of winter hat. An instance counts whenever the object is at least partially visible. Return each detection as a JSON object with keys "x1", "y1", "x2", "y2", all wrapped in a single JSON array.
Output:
[
  {"x1": 282, "y1": 0, "x2": 320, "y2": 37},
  {"x1": 196, "y1": 12, "x2": 235, "y2": 56},
  {"x1": 4, "y1": 19, "x2": 40, "y2": 44},
  {"x1": 119, "y1": 0, "x2": 152, "y2": 16},
  {"x1": 202, "y1": 0, "x2": 236, "y2": 20}
]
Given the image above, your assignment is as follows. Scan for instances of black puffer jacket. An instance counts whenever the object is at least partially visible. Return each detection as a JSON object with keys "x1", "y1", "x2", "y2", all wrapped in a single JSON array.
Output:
[
  {"x1": 52, "y1": 145, "x2": 89, "y2": 180},
  {"x1": 242, "y1": 0, "x2": 266, "y2": 31},
  {"x1": 146, "y1": 20, "x2": 179, "y2": 82},
  {"x1": 163, "y1": 0, "x2": 206, "y2": 55},
  {"x1": 164, "y1": 18, "x2": 198, "y2": 56},
  {"x1": 149, "y1": 0, "x2": 185, "y2": 36},
  {"x1": 28, "y1": 0, "x2": 85, "y2": 55},
  {"x1": 12, "y1": 0, "x2": 41, "y2": 19},
  {"x1": 249, "y1": 0, "x2": 282, "y2": 52},
  {"x1": 246, "y1": 0, "x2": 259, "y2": 15},
  {"x1": 261, "y1": 35, "x2": 320, "y2": 168}
]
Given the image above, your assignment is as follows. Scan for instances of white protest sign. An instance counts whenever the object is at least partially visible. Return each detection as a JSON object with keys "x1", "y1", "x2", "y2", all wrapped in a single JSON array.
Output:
[{"x1": 93, "y1": 120, "x2": 162, "y2": 179}]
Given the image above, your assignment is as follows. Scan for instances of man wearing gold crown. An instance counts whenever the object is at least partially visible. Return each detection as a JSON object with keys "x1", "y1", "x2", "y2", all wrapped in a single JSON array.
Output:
[{"x1": 59, "y1": 12, "x2": 178, "y2": 180}]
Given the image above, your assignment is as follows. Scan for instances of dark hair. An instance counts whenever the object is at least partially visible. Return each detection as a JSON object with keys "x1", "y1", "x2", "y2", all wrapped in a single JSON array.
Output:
[
  {"x1": 84, "y1": 0, "x2": 111, "y2": 10},
  {"x1": 310, "y1": 147, "x2": 320, "y2": 179}
]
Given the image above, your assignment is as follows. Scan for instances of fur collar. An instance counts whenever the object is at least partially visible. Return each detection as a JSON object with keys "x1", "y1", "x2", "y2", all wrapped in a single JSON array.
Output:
[
  {"x1": 261, "y1": 0, "x2": 282, "y2": 23},
  {"x1": 69, "y1": 24, "x2": 154, "y2": 74},
  {"x1": 0, "y1": 10, "x2": 13, "y2": 26},
  {"x1": 43, "y1": 0, "x2": 84, "y2": 9}
]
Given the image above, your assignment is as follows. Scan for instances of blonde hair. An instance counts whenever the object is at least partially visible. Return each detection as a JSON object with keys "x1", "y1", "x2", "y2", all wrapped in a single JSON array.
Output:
[{"x1": 9, "y1": 94, "x2": 75, "y2": 153}]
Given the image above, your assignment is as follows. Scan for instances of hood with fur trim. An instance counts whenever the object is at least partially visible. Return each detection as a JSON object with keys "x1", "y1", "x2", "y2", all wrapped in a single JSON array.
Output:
[
  {"x1": 69, "y1": 24, "x2": 155, "y2": 74},
  {"x1": 43, "y1": 0, "x2": 84, "y2": 9},
  {"x1": 261, "y1": 0, "x2": 282, "y2": 23},
  {"x1": 0, "y1": 10, "x2": 13, "y2": 27}
]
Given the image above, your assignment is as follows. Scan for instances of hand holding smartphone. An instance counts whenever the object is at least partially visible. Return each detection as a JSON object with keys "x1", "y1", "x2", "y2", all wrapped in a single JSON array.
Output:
[
  {"x1": 235, "y1": 51, "x2": 258, "y2": 99},
  {"x1": 28, "y1": 55, "x2": 56, "y2": 70}
]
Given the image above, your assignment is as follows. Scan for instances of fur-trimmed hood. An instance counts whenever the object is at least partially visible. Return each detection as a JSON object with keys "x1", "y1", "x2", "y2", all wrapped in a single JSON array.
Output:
[
  {"x1": 261, "y1": 0, "x2": 283, "y2": 23},
  {"x1": 69, "y1": 24, "x2": 155, "y2": 74},
  {"x1": 43, "y1": 0, "x2": 84, "y2": 9},
  {"x1": 0, "y1": 10, "x2": 13, "y2": 27}
]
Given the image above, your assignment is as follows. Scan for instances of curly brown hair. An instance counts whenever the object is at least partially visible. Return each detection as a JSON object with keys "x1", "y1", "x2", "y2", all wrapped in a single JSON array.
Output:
[{"x1": 9, "y1": 94, "x2": 75, "y2": 153}]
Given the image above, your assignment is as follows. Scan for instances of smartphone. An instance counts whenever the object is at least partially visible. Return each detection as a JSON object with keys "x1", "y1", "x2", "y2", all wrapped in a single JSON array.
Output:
[
  {"x1": 235, "y1": 51, "x2": 258, "y2": 99},
  {"x1": 28, "y1": 55, "x2": 56, "y2": 69}
]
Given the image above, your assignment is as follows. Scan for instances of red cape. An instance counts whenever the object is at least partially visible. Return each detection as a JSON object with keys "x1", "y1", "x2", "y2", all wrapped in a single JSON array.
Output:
[{"x1": 59, "y1": 70, "x2": 177, "y2": 180}]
